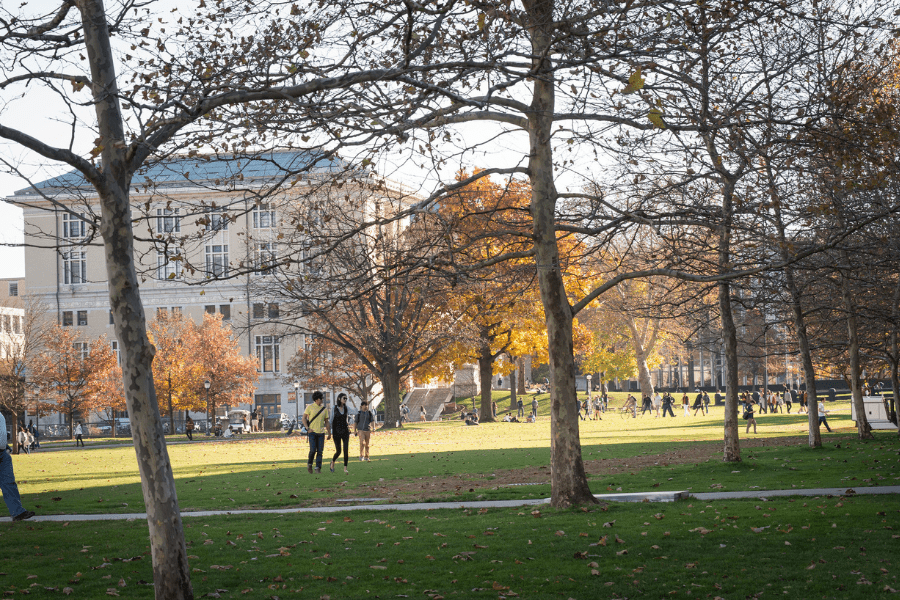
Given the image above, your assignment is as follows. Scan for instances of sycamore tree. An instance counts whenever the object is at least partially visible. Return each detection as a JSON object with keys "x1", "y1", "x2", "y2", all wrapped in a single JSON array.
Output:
[{"x1": 29, "y1": 325, "x2": 118, "y2": 436}]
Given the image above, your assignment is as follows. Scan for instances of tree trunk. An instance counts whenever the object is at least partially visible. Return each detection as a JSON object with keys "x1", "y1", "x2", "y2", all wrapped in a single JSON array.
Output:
[
  {"x1": 509, "y1": 358, "x2": 517, "y2": 415},
  {"x1": 838, "y1": 256, "x2": 872, "y2": 439},
  {"x1": 478, "y1": 340, "x2": 495, "y2": 422},
  {"x1": 717, "y1": 181, "x2": 741, "y2": 462},
  {"x1": 79, "y1": 1, "x2": 193, "y2": 597},
  {"x1": 518, "y1": 357, "x2": 527, "y2": 394},
  {"x1": 380, "y1": 362, "x2": 402, "y2": 427},
  {"x1": 769, "y1": 175, "x2": 821, "y2": 448},
  {"x1": 524, "y1": 0, "x2": 595, "y2": 507}
]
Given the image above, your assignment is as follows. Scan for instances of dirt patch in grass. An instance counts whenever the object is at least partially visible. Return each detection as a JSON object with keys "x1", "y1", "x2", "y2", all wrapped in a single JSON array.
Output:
[{"x1": 308, "y1": 436, "x2": 807, "y2": 506}]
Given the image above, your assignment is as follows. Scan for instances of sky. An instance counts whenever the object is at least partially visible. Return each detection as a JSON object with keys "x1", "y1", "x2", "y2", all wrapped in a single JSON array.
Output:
[{"x1": 0, "y1": 173, "x2": 26, "y2": 279}]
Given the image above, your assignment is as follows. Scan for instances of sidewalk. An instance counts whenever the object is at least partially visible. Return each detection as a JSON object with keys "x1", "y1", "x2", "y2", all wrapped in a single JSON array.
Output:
[{"x1": 6, "y1": 486, "x2": 898, "y2": 523}]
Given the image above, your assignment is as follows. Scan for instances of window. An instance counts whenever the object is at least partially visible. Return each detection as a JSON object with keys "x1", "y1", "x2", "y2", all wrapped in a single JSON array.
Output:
[
  {"x1": 77, "y1": 310, "x2": 88, "y2": 326},
  {"x1": 1, "y1": 315, "x2": 9, "y2": 332},
  {"x1": 204, "y1": 207, "x2": 229, "y2": 231},
  {"x1": 63, "y1": 249, "x2": 87, "y2": 284},
  {"x1": 253, "y1": 303, "x2": 264, "y2": 319},
  {"x1": 62, "y1": 311, "x2": 73, "y2": 326},
  {"x1": 109, "y1": 310, "x2": 115, "y2": 325},
  {"x1": 205, "y1": 305, "x2": 216, "y2": 314},
  {"x1": 268, "y1": 303, "x2": 279, "y2": 319},
  {"x1": 255, "y1": 336, "x2": 280, "y2": 372},
  {"x1": 253, "y1": 241, "x2": 278, "y2": 274},
  {"x1": 14, "y1": 316, "x2": 21, "y2": 334},
  {"x1": 156, "y1": 208, "x2": 181, "y2": 234},
  {"x1": 157, "y1": 251, "x2": 182, "y2": 280},
  {"x1": 8, "y1": 282, "x2": 17, "y2": 297},
  {"x1": 111, "y1": 340, "x2": 120, "y2": 364},
  {"x1": 62, "y1": 212, "x2": 86, "y2": 239},
  {"x1": 205, "y1": 242, "x2": 229, "y2": 278},
  {"x1": 252, "y1": 302, "x2": 278, "y2": 319},
  {"x1": 253, "y1": 203, "x2": 276, "y2": 229},
  {"x1": 73, "y1": 342, "x2": 89, "y2": 360},
  {"x1": 219, "y1": 305, "x2": 231, "y2": 321}
]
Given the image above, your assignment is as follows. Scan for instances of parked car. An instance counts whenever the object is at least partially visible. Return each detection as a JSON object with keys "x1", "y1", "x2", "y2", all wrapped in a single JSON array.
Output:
[
  {"x1": 264, "y1": 412, "x2": 291, "y2": 431},
  {"x1": 227, "y1": 410, "x2": 251, "y2": 434},
  {"x1": 115, "y1": 418, "x2": 131, "y2": 435}
]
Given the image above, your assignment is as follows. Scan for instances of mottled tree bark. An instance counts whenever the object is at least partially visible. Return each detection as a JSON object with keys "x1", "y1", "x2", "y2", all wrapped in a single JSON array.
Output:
[
  {"x1": 523, "y1": 0, "x2": 596, "y2": 507},
  {"x1": 77, "y1": 1, "x2": 193, "y2": 597},
  {"x1": 717, "y1": 181, "x2": 741, "y2": 462}
]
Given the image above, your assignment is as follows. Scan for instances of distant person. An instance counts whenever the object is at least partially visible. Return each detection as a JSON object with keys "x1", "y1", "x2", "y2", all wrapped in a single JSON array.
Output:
[
  {"x1": 798, "y1": 390, "x2": 807, "y2": 414},
  {"x1": 817, "y1": 400, "x2": 832, "y2": 433},
  {"x1": 652, "y1": 392, "x2": 662, "y2": 417},
  {"x1": 400, "y1": 404, "x2": 410, "y2": 424},
  {"x1": 0, "y1": 416, "x2": 35, "y2": 521},
  {"x1": 419, "y1": 405, "x2": 427, "y2": 422},
  {"x1": 783, "y1": 389, "x2": 792, "y2": 413},
  {"x1": 250, "y1": 410, "x2": 258, "y2": 432},
  {"x1": 74, "y1": 421, "x2": 85, "y2": 447},
  {"x1": 692, "y1": 391, "x2": 704, "y2": 416},
  {"x1": 661, "y1": 392, "x2": 675, "y2": 418},
  {"x1": 531, "y1": 397, "x2": 539, "y2": 419},
  {"x1": 185, "y1": 416, "x2": 194, "y2": 441},
  {"x1": 517, "y1": 398, "x2": 525, "y2": 418},
  {"x1": 744, "y1": 400, "x2": 757, "y2": 434},
  {"x1": 752, "y1": 389, "x2": 763, "y2": 413},
  {"x1": 641, "y1": 395, "x2": 652, "y2": 416},
  {"x1": 491, "y1": 400, "x2": 497, "y2": 419},
  {"x1": 703, "y1": 391, "x2": 711, "y2": 413},
  {"x1": 330, "y1": 393, "x2": 352, "y2": 474},
  {"x1": 352, "y1": 401, "x2": 375, "y2": 463},
  {"x1": 243, "y1": 414, "x2": 249, "y2": 432},
  {"x1": 303, "y1": 390, "x2": 331, "y2": 474},
  {"x1": 29, "y1": 422, "x2": 39, "y2": 450},
  {"x1": 17, "y1": 427, "x2": 29, "y2": 455},
  {"x1": 593, "y1": 396, "x2": 603, "y2": 420},
  {"x1": 682, "y1": 393, "x2": 691, "y2": 416}
]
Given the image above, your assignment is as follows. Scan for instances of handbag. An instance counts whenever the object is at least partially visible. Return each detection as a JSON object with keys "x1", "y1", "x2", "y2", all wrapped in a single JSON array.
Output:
[{"x1": 305, "y1": 406, "x2": 327, "y2": 431}]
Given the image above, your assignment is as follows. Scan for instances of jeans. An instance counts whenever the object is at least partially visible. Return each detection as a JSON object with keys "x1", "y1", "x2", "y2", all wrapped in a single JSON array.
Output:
[
  {"x1": 332, "y1": 432, "x2": 350, "y2": 466},
  {"x1": 0, "y1": 449, "x2": 26, "y2": 518},
  {"x1": 819, "y1": 416, "x2": 832, "y2": 432},
  {"x1": 308, "y1": 432, "x2": 326, "y2": 468}
]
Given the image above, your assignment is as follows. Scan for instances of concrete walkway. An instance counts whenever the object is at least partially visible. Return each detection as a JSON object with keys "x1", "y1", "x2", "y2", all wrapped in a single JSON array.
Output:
[{"x1": 5, "y1": 486, "x2": 898, "y2": 523}]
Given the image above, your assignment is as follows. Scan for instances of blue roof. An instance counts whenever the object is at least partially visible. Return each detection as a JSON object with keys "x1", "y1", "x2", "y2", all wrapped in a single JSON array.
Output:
[{"x1": 15, "y1": 150, "x2": 348, "y2": 195}]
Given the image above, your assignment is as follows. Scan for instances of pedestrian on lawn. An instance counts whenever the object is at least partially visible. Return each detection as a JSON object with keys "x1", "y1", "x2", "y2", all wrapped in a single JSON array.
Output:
[
  {"x1": 185, "y1": 416, "x2": 194, "y2": 441},
  {"x1": 17, "y1": 427, "x2": 29, "y2": 455},
  {"x1": 783, "y1": 389, "x2": 792, "y2": 413},
  {"x1": 692, "y1": 391, "x2": 703, "y2": 416},
  {"x1": 661, "y1": 392, "x2": 675, "y2": 418},
  {"x1": 744, "y1": 401, "x2": 757, "y2": 434},
  {"x1": 817, "y1": 401, "x2": 832, "y2": 432},
  {"x1": 641, "y1": 395, "x2": 652, "y2": 416},
  {"x1": 250, "y1": 409, "x2": 258, "y2": 432},
  {"x1": 0, "y1": 416, "x2": 35, "y2": 521},
  {"x1": 330, "y1": 393, "x2": 351, "y2": 474},
  {"x1": 419, "y1": 405, "x2": 427, "y2": 422},
  {"x1": 593, "y1": 396, "x2": 603, "y2": 420},
  {"x1": 682, "y1": 392, "x2": 691, "y2": 416},
  {"x1": 491, "y1": 400, "x2": 497, "y2": 419},
  {"x1": 531, "y1": 396, "x2": 539, "y2": 419},
  {"x1": 653, "y1": 392, "x2": 662, "y2": 417},
  {"x1": 703, "y1": 391, "x2": 711, "y2": 414},
  {"x1": 355, "y1": 400, "x2": 376, "y2": 462},
  {"x1": 74, "y1": 421, "x2": 85, "y2": 447},
  {"x1": 303, "y1": 391, "x2": 331, "y2": 474}
]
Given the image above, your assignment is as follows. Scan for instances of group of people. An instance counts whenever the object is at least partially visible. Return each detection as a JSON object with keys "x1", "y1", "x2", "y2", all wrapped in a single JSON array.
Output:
[
  {"x1": 13, "y1": 421, "x2": 40, "y2": 454},
  {"x1": 302, "y1": 391, "x2": 377, "y2": 474},
  {"x1": 740, "y1": 388, "x2": 808, "y2": 415}
]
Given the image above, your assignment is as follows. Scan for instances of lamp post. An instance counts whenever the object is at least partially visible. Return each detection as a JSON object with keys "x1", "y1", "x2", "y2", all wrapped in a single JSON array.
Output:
[
  {"x1": 293, "y1": 381, "x2": 300, "y2": 427},
  {"x1": 204, "y1": 379, "x2": 211, "y2": 436},
  {"x1": 586, "y1": 374, "x2": 592, "y2": 402}
]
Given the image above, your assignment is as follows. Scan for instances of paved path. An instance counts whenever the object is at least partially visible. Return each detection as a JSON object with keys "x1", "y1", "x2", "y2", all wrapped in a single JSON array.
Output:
[{"x1": 5, "y1": 486, "x2": 898, "y2": 523}]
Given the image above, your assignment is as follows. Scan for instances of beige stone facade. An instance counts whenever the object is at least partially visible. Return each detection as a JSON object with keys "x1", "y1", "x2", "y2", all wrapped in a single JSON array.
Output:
[{"x1": 8, "y1": 152, "x2": 414, "y2": 424}]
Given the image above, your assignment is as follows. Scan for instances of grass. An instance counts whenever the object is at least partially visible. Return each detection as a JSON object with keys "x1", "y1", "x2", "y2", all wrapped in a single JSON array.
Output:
[
  {"x1": 0, "y1": 495, "x2": 897, "y2": 598},
  {"x1": 11, "y1": 396, "x2": 898, "y2": 515}
]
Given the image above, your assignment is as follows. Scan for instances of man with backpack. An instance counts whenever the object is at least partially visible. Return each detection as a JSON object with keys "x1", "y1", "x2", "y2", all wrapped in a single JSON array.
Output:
[{"x1": 302, "y1": 391, "x2": 331, "y2": 474}]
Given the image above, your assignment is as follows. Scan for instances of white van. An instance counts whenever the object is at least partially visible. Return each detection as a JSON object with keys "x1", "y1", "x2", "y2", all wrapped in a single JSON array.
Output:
[{"x1": 227, "y1": 410, "x2": 251, "y2": 434}]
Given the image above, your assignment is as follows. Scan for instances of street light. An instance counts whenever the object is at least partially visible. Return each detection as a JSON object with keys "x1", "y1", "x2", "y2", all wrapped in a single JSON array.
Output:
[{"x1": 204, "y1": 379, "x2": 211, "y2": 436}]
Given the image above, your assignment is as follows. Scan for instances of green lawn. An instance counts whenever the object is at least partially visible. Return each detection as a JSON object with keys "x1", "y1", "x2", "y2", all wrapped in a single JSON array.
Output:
[
  {"x1": 1, "y1": 495, "x2": 897, "y2": 599},
  {"x1": 2, "y1": 395, "x2": 899, "y2": 598},
  {"x1": 8, "y1": 397, "x2": 899, "y2": 515}
]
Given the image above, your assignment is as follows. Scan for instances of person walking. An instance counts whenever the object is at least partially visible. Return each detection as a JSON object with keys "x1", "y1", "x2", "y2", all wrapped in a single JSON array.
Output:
[
  {"x1": 185, "y1": 416, "x2": 194, "y2": 441},
  {"x1": 419, "y1": 405, "x2": 427, "y2": 422},
  {"x1": 641, "y1": 395, "x2": 652, "y2": 416},
  {"x1": 593, "y1": 396, "x2": 603, "y2": 420},
  {"x1": 744, "y1": 400, "x2": 758, "y2": 434},
  {"x1": 783, "y1": 389, "x2": 792, "y2": 413},
  {"x1": 517, "y1": 398, "x2": 524, "y2": 418},
  {"x1": 17, "y1": 427, "x2": 29, "y2": 455},
  {"x1": 0, "y1": 416, "x2": 35, "y2": 521},
  {"x1": 250, "y1": 410, "x2": 258, "y2": 432},
  {"x1": 692, "y1": 391, "x2": 704, "y2": 416},
  {"x1": 355, "y1": 400, "x2": 376, "y2": 462},
  {"x1": 817, "y1": 400, "x2": 833, "y2": 432},
  {"x1": 652, "y1": 392, "x2": 662, "y2": 417},
  {"x1": 330, "y1": 393, "x2": 352, "y2": 474},
  {"x1": 682, "y1": 392, "x2": 691, "y2": 416},
  {"x1": 753, "y1": 388, "x2": 764, "y2": 414},
  {"x1": 661, "y1": 392, "x2": 675, "y2": 418},
  {"x1": 74, "y1": 421, "x2": 85, "y2": 447},
  {"x1": 702, "y1": 391, "x2": 711, "y2": 414},
  {"x1": 491, "y1": 400, "x2": 497, "y2": 419},
  {"x1": 303, "y1": 391, "x2": 331, "y2": 474},
  {"x1": 531, "y1": 396, "x2": 539, "y2": 419}
]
